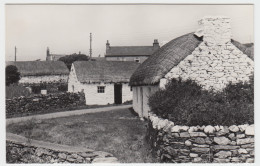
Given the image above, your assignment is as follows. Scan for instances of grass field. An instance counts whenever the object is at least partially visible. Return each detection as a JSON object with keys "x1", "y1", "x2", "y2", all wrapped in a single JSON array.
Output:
[{"x1": 7, "y1": 108, "x2": 157, "y2": 163}]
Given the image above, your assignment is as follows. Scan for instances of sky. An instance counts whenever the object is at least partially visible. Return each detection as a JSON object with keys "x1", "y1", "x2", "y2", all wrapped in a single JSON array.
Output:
[{"x1": 5, "y1": 4, "x2": 254, "y2": 61}]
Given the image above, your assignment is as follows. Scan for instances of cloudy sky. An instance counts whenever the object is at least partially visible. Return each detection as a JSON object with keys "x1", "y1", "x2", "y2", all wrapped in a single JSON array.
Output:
[{"x1": 5, "y1": 4, "x2": 253, "y2": 61}]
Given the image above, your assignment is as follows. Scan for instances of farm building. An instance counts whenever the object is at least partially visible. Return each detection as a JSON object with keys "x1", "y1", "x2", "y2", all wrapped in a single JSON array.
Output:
[
  {"x1": 105, "y1": 39, "x2": 160, "y2": 63},
  {"x1": 6, "y1": 61, "x2": 69, "y2": 92},
  {"x1": 129, "y1": 16, "x2": 254, "y2": 119},
  {"x1": 68, "y1": 61, "x2": 139, "y2": 105}
]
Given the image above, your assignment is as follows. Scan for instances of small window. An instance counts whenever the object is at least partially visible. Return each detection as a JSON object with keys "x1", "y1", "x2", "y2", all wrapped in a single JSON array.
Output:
[
  {"x1": 97, "y1": 86, "x2": 105, "y2": 93},
  {"x1": 134, "y1": 58, "x2": 140, "y2": 63},
  {"x1": 130, "y1": 86, "x2": 133, "y2": 91}
]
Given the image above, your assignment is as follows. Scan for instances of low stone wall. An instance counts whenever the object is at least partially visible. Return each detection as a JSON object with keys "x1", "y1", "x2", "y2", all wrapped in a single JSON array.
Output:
[
  {"x1": 147, "y1": 113, "x2": 254, "y2": 163},
  {"x1": 6, "y1": 133, "x2": 119, "y2": 163},
  {"x1": 6, "y1": 92, "x2": 85, "y2": 118}
]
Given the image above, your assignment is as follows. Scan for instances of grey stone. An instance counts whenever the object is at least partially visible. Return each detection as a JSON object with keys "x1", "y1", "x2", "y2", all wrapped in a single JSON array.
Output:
[
  {"x1": 237, "y1": 138, "x2": 254, "y2": 145},
  {"x1": 190, "y1": 153, "x2": 199, "y2": 158},
  {"x1": 185, "y1": 140, "x2": 192, "y2": 146},
  {"x1": 213, "y1": 158, "x2": 230, "y2": 163},
  {"x1": 180, "y1": 132, "x2": 190, "y2": 138},
  {"x1": 171, "y1": 133, "x2": 180, "y2": 137},
  {"x1": 246, "y1": 158, "x2": 254, "y2": 163},
  {"x1": 214, "y1": 151, "x2": 232, "y2": 159},
  {"x1": 191, "y1": 147, "x2": 210, "y2": 153},
  {"x1": 35, "y1": 148, "x2": 51, "y2": 157},
  {"x1": 236, "y1": 134, "x2": 245, "y2": 139},
  {"x1": 205, "y1": 137, "x2": 213, "y2": 144},
  {"x1": 93, "y1": 151, "x2": 113, "y2": 158},
  {"x1": 193, "y1": 157, "x2": 202, "y2": 163},
  {"x1": 192, "y1": 137, "x2": 205, "y2": 144},
  {"x1": 58, "y1": 153, "x2": 67, "y2": 160},
  {"x1": 92, "y1": 157, "x2": 119, "y2": 163},
  {"x1": 245, "y1": 125, "x2": 254, "y2": 136},
  {"x1": 193, "y1": 144, "x2": 209, "y2": 148},
  {"x1": 238, "y1": 148, "x2": 248, "y2": 154},
  {"x1": 189, "y1": 132, "x2": 207, "y2": 137},
  {"x1": 229, "y1": 125, "x2": 239, "y2": 132},
  {"x1": 204, "y1": 125, "x2": 215, "y2": 134},
  {"x1": 213, "y1": 145, "x2": 240, "y2": 150},
  {"x1": 214, "y1": 136, "x2": 231, "y2": 145},
  {"x1": 216, "y1": 126, "x2": 229, "y2": 136}
]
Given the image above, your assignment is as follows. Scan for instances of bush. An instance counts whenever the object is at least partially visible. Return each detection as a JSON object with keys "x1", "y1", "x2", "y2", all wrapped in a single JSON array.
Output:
[
  {"x1": 6, "y1": 65, "x2": 20, "y2": 86},
  {"x1": 6, "y1": 84, "x2": 31, "y2": 99},
  {"x1": 148, "y1": 77, "x2": 254, "y2": 126}
]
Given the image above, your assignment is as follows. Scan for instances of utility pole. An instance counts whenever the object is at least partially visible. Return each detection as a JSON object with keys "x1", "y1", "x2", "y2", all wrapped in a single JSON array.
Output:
[
  {"x1": 89, "y1": 33, "x2": 92, "y2": 58},
  {"x1": 15, "y1": 46, "x2": 17, "y2": 62}
]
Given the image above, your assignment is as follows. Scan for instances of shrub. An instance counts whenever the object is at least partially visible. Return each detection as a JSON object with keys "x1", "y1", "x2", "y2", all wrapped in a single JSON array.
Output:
[
  {"x1": 6, "y1": 84, "x2": 31, "y2": 99},
  {"x1": 148, "y1": 77, "x2": 254, "y2": 126},
  {"x1": 6, "y1": 65, "x2": 20, "y2": 86}
]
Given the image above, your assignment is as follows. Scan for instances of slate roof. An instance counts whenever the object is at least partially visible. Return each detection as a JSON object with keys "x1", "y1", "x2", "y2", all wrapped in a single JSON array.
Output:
[
  {"x1": 6, "y1": 61, "x2": 69, "y2": 76},
  {"x1": 73, "y1": 61, "x2": 140, "y2": 83},
  {"x1": 129, "y1": 33, "x2": 254, "y2": 86},
  {"x1": 105, "y1": 46, "x2": 158, "y2": 57}
]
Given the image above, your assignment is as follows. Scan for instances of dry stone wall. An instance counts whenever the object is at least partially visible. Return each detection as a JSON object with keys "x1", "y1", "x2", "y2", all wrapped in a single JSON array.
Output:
[
  {"x1": 6, "y1": 133, "x2": 118, "y2": 163},
  {"x1": 6, "y1": 92, "x2": 85, "y2": 118},
  {"x1": 164, "y1": 16, "x2": 254, "y2": 91},
  {"x1": 147, "y1": 113, "x2": 254, "y2": 163}
]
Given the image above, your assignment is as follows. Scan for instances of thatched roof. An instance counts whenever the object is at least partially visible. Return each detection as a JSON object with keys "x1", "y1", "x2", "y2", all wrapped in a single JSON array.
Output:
[
  {"x1": 106, "y1": 46, "x2": 157, "y2": 57},
  {"x1": 73, "y1": 61, "x2": 140, "y2": 83},
  {"x1": 231, "y1": 39, "x2": 254, "y2": 60},
  {"x1": 129, "y1": 33, "x2": 254, "y2": 86},
  {"x1": 6, "y1": 61, "x2": 69, "y2": 76}
]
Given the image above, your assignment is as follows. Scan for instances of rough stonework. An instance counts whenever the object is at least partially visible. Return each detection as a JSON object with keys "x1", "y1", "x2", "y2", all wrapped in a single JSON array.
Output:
[
  {"x1": 147, "y1": 113, "x2": 254, "y2": 163},
  {"x1": 6, "y1": 133, "x2": 119, "y2": 163},
  {"x1": 6, "y1": 92, "x2": 85, "y2": 118},
  {"x1": 19, "y1": 75, "x2": 68, "y2": 84},
  {"x1": 165, "y1": 16, "x2": 254, "y2": 91}
]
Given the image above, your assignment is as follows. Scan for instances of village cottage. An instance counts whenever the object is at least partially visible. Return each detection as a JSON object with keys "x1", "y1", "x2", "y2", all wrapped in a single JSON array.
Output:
[
  {"x1": 6, "y1": 61, "x2": 69, "y2": 92},
  {"x1": 68, "y1": 61, "x2": 139, "y2": 105},
  {"x1": 105, "y1": 39, "x2": 160, "y2": 63},
  {"x1": 129, "y1": 16, "x2": 254, "y2": 119}
]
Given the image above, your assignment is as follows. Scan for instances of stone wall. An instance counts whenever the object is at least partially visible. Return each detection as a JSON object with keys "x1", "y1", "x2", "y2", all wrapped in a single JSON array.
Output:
[
  {"x1": 19, "y1": 75, "x2": 68, "y2": 84},
  {"x1": 7, "y1": 133, "x2": 118, "y2": 163},
  {"x1": 164, "y1": 16, "x2": 254, "y2": 91},
  {"x1": 6, "y1": 92, "x2": 85, "y2": 118},
  {"x1": 147, "y1": 113, "x2": 254, "y2": 163}
]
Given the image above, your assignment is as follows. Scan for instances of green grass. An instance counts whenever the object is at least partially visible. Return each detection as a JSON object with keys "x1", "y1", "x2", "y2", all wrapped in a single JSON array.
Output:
[{"x1": 7, "y1": 108, "x2": 157, "y2": 163}]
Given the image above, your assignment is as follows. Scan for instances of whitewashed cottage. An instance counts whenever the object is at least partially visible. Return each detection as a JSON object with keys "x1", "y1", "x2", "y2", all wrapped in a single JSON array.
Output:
[
  {"x1": 6, "y1": 61, "x2": 69, "y2": 84},
  {"x1": 68, "y1": 61, "x2": 139, "y2": 105},
  {"x1": 129, "y1": 16, "x2": 254, "y2": 119}
]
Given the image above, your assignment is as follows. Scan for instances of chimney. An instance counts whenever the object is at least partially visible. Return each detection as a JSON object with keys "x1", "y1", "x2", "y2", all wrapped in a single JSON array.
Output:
[
  {"x1": 106, "y1": 40, "x2": 110, "y2": 50},
  {"x1": 196, "y1": 16, "x2": 231, "y2": 46},
  {"x1": 153, "y1": 39, "x2": 160, "y2": 49}
]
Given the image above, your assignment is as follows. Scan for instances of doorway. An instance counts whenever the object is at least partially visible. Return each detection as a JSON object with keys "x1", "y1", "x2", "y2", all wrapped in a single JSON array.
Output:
[{"x1": 114, "y1": 84, "x2": 122, "y2": 104}]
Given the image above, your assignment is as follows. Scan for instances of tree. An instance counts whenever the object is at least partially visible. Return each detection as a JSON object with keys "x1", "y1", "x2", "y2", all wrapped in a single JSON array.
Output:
[
  {"x1": 6, "y1": 65, "x2": 20, "y2": 86},
  {"x1": 58, "y1": 53, "x2": 90, "y2": 70}
]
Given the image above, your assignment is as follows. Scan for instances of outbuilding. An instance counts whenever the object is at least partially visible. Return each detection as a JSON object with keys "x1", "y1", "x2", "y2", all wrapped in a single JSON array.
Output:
[
  {"x1": 129, "y1": 16, "x2": 254, "y2": 119},
  {"x1": 68, "y1": 61, "x2": 139, "y2": 105}
]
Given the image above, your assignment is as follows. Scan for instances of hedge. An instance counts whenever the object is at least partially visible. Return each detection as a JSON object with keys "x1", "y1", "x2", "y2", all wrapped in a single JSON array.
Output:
[{"x1": 148, "y1": 77, "x2": 254, "y2": 126}]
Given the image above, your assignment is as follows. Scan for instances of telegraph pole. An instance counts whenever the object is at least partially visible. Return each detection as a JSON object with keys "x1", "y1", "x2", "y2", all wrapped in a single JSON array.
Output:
[
  {"x1": 15, "y1": 46, "x2": 17, "y2": 62},
  {"x1": 89, "y1": 33, "x2": 92, "y2": 58}
]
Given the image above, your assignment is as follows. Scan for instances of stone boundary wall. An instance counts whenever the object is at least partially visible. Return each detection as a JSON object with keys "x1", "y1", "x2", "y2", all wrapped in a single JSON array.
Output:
[
  {"x1": 147, "y1": 113, "x2": 254, "y2": 163},
  {"x1": 6, "y1": 133, "x2": 119, "y2": 163},
  {"x1": 6, "y1": 92, "x2": 85, "y2": 118}
]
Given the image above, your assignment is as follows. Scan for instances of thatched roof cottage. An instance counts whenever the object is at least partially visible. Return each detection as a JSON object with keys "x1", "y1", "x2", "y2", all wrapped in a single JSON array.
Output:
[
  {"x1": 6, "y1": 61, "x2": 69, "y2": 85},
  {"x1": 129, "y1": 16, "x2": 254, "y2": 119},
  {"x1": 68, "y1": 61, "x2": 139, "y2": 105}
]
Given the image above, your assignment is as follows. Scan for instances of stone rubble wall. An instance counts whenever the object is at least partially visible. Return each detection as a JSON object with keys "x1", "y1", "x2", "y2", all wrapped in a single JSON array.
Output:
[
  {"x1": 6, "y1": 92, "x2": 86, "y2": 118},
  {"x1": 165, "y1": 16, "x2": 254, "y2": 91},
  {"x1": 6, "y1": 134, "x2": 119, "y2": 163},
  {"x1": 147, "y1": 113, "x2": 254, "y2": 163},
  {"x1": 19, "y1": 75, "x2": 68, "y2": 84}
]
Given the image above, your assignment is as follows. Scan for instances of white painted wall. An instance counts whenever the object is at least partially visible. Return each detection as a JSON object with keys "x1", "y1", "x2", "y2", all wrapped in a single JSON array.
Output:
[
  {"x1": 132, "y1": 85, "x2": 159, "y2": 118},
  {"x1": 19, "y1": 75, "x2": 68, "y2": 84},
  {"x1": 68, "y1": 65, "x2": 133, "y2": 105}
]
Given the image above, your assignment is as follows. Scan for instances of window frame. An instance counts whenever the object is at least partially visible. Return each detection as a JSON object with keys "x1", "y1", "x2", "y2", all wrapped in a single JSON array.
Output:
[{"x1": 97, "y1": 86, "x2": 105, "y2": 93}]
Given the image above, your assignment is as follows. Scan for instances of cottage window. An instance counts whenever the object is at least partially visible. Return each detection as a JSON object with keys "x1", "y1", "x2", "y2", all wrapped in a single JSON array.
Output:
[
  {"x1": 97, "y1": 86, "x2": 105, "y2": 93},
  {"x1": 134, "y1": 58, "x2": 140, "y2": 63}
]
